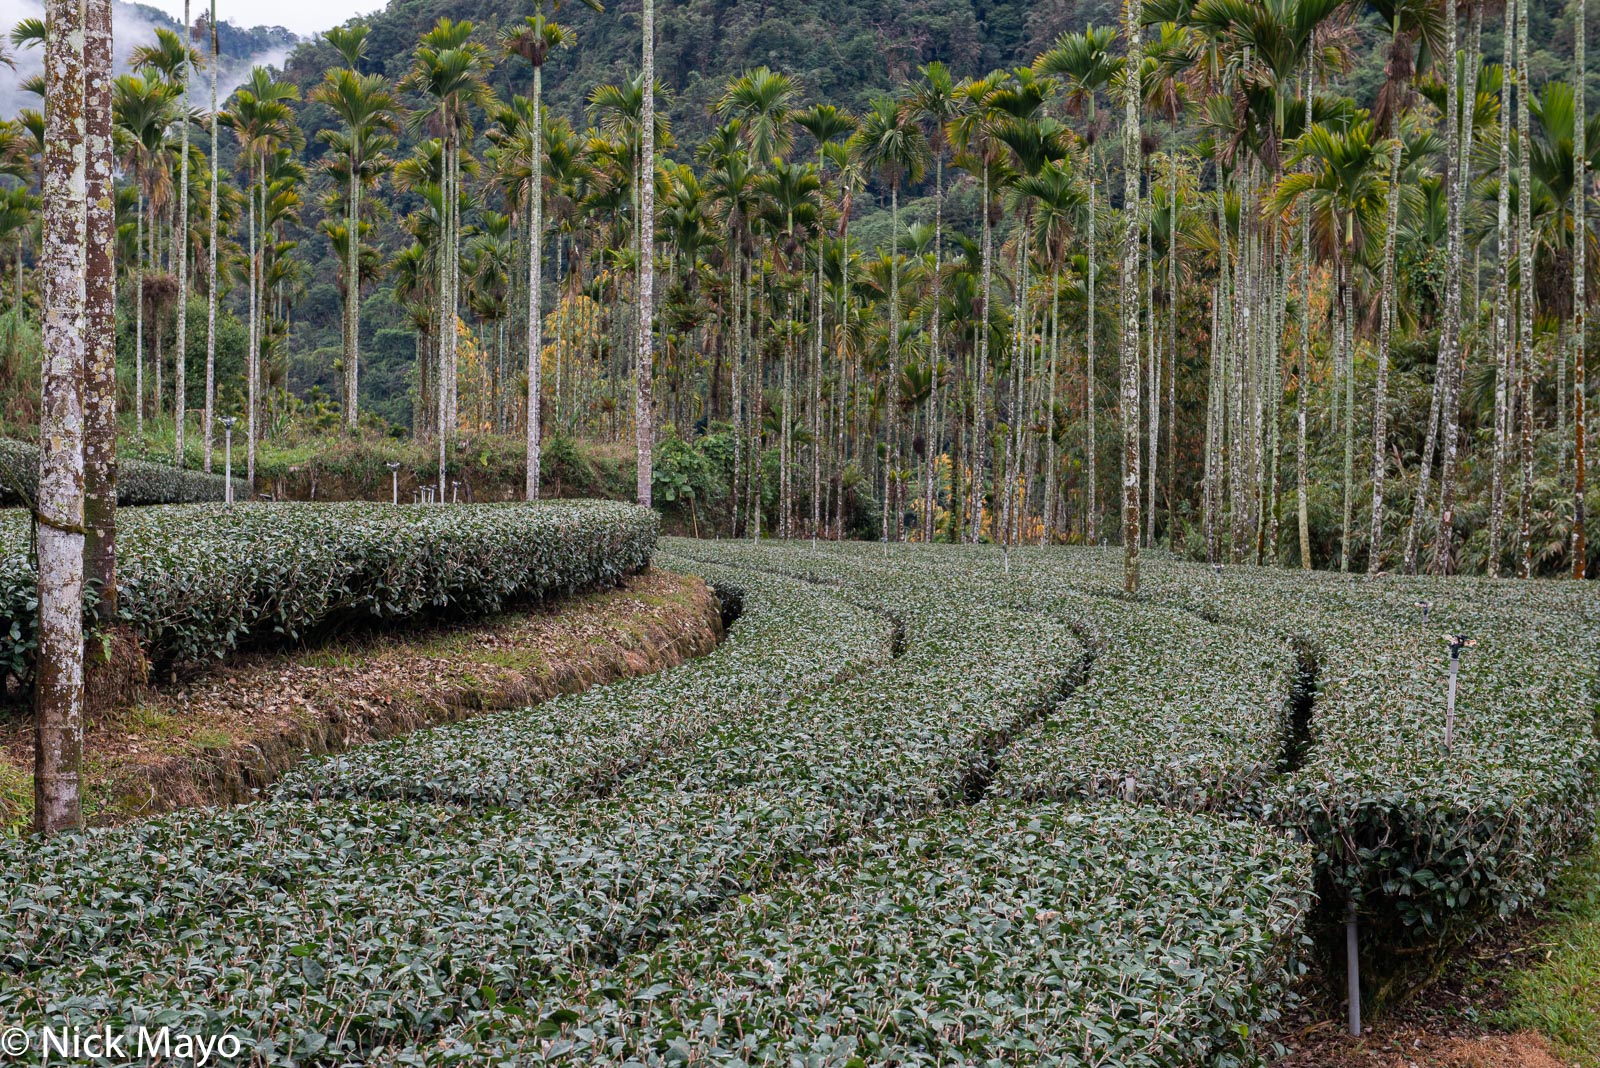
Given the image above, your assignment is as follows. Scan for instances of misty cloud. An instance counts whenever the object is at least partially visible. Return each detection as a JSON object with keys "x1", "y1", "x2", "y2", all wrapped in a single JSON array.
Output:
[{"x1": 0, "y1": 0, "x2": 300, "y2": 119}]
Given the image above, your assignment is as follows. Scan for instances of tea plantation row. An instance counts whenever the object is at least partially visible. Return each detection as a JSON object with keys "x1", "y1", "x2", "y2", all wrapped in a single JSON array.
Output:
[
  {"x1": 0, "y1": 439, "x2": 245, "y2": 508},
  {"x1": 693, "y1": 541, "x2": 1599, "y2": 948},
  {"x1": 0, "y1": 500, "x2": 657, "y2": 686},
  {"x1": 1, "y1": 538, "x2": 1592, "y2": 1065}
]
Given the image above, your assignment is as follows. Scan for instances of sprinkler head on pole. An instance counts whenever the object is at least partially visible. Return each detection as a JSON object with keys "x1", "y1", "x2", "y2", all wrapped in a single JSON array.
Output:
[
  {"x1": 1415, "y1": 600, "x2": 1432, "y2": 622},
  {"x1": 1446, "y1": 634, "x2": 1476, "y2": 661}
]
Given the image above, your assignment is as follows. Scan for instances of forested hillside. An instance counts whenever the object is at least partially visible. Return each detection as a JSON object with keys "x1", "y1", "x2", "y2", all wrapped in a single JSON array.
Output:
[
  {"x1": 0, "y1": 0, "x2": 1596, "y2": 580},
  {"x1": 288, "y1": 0, "x2": 1105, "y2": 139},
  {"x1": 272, "y1": 0, "x2": 1128, "y2": 411}
]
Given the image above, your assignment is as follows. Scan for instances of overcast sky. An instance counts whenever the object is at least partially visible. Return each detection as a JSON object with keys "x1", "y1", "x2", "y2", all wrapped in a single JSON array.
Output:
[{"x1": 137, "y1": 0, "x2": 383, "y2": 38}]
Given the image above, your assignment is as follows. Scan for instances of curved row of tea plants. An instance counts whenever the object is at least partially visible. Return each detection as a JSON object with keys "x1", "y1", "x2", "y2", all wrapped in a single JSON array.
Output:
[
  {"x1": 1077, "y1": 553, "x2": 1600, "y2": 948},
  {"x1": 1258, "y1": 579, "x2": 1599, "y2": 945},
  {"x1": 678, "y1": 541, "x2": 1600, "y2": 952},
  {"x1": 0, "y1": 438, "x2": 246, "y2": 508},
  {"x1": 0, "y1": 500, "x2": 657, "y2": 685},
  {"x1": 0, "y1": 545, "x2": 1320, "y2": 1066},
  {"x1": 380, "y1": 802, "x2": 1313, "y2": 1068},
  {"x1": 0, "y1": 792, "x2": 850, "y2": 1062},
  {"x1": 0, "y1": 568, "x2": 890, "y2": 1061},
  {"x1": 277, "y1": 561, "x2": 894, "y2": 808},
  {"x1": 992, "y1": 594, "x2": 1299, "y2": 818},
  {"x1": 629, "y1": 548, "x2": 1089, "y2": 817},
  {"x1": 543, "y1": 803, "x2": 1310, "y2": 1068}
]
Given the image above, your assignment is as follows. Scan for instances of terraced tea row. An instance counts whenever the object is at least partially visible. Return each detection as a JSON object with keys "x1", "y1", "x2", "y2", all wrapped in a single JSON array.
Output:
[
  {"x1": 277, "y1": 560, "x2": 893, "y2": 808},
  {"x1": 6, "y1": 540, "x2": 1587, "y2": 1066},
  {"x1": 665, "y1": 541, "x2": 1298, "y2": 816},
  {"x1": 671, "y1": 541, "x2": 1599, "y2": 948},
  {"x1": 0, "y1": 500, "x2": 658, "y2": 686},
  {"x1": 377, "y1": 803, "x2": 1313, "y2": 1068}
]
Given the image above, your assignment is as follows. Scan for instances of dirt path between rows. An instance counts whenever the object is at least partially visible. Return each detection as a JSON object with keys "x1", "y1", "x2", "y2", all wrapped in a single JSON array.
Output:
[{"x1": 0, "y1": 568, "x2": 723, "y2": 829}]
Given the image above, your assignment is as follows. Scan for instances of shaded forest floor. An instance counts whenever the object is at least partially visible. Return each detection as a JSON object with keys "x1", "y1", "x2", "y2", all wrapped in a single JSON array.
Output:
[
  {"x1": 0, "y1": 568, "x2": 723, "y2": 832},
  {"x1": 1274, "y1": 838, "x2": 1600, "y2": 1068}
]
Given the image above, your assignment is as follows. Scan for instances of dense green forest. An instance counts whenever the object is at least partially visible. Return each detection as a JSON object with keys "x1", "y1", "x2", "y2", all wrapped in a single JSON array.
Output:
[{"x1": 2, "y1": 0, "x2": 1598, "y2": 580}]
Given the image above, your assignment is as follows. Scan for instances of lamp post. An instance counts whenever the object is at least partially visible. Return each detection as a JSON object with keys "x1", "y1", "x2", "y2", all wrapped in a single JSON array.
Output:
[
  {"x1": 1444, "y1": 634, "x2": 1477, "y2": 754},
  {"x1": 220, "y1": 416, "x2": 236, "y2": 506},
  {"x1": 387, "y1": 461, "x2": 401, "y2": 505}
]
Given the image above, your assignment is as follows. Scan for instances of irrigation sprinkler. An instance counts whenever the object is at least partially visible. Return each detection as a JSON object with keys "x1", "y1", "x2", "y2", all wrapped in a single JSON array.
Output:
[
  {"x1": 1444, "y1": 634, "x2": 1477, "y2": 754},
  {"x1": 451, "y1": 480, "x2": 460, "y2": 504},
  {"x1": 387, "y1": 461, "x2": 401, "y2": 505},
  {"x1": 220, "y1": 416, "x2": 236, "y2": 506},
  {"x1": 1416, "y1": 600, "x2": 1433, "y2": 623},
  {"x1": 1212, "y1": 563, "x2": 1223, "y2": 576},
  {"x1": 1346, "y1": 901, "x2": 1361, "y2": 1036}
]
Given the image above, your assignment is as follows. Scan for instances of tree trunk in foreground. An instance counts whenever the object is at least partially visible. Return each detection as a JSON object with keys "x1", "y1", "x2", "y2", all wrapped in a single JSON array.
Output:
[{"x1": 35, "y1": 0, "x2": 89, "y2": 836}]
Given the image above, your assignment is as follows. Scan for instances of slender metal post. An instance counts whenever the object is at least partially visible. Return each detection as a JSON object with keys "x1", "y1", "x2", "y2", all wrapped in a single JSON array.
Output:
[
  {"x1": 221, "y1": 416, "x2": 235, "y2": 506},
  {"x1": 1346, "y1": 903, "x2": 1361, "y2": 1036},
  {"x1": 1444, "y1": 635, "x2": 1475, "y2": 754},
  {"x1": 387, "y1": 461, "x2": 400, "y2": 505},
  {"x1": 1446, "y1": 657, "x2": 1459, "y2": 752}
]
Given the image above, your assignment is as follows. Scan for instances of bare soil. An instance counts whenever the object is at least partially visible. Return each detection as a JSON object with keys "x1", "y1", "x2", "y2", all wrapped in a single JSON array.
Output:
[{"x1": 1273, "y1": 904, "x2": 1580, "y2": 1068}]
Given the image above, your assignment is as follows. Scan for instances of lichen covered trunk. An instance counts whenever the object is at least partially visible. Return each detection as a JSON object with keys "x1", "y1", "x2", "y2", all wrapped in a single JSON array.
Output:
[
  {"x1": 35, "y1": 0, "x2": 89, "y2": 835},
  {"x1": 83, "y1": 0, "x2": 115, "y2": 612},
  {"x1": 1120, "y1": 0, "x2": 1143, "y2": 594}
]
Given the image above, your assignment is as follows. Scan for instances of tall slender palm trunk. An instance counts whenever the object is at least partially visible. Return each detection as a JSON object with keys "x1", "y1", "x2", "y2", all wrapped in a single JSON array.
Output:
[
  {"x1": 636, "y1": 0, "x2": 656, "y2": 508},
  {"x1": 84, "y1": 0, "x2": 115, "y2": 612},
  {"x1": 204, "y1": 2, "x2": 218, "y2": 471},
  {"x1": 1406, "y1": 3, "x2": 1459, "y2": 574},
  {"x1": 1490, "y1": 0, "x2": 1516, "y2": 577},
  {"x1": 1085, "y1": 168, "x2": 1098, "y2": 545},
  {"x1": 1297, "y1": 71, "x2": 1312, "y2": 569},
  {"x1": 1518, "y1": 0, "x2": 1535, "y2": 577},
  {"x1": 527, "y1": 62, "x2": 545, "y2": 500},
  {"x1": 1369, "y1": 77, "x2": 1402, "y2": 573},
  {"x1": 971, "y1": 168, "x2": 992, "y2": 543},
  {"x1": 1120, "y1": 0, "x2": 1143, "y2": 594},
  {"x1": 345, "y1": 129, "x2": 361, "y2": 428},
  {"x1": 1339, "y1": 242, "x2": 1354, "y2": 572},
  {"x1": 35, "y1": 0, "x2": 89, "y2": 835},
  {"x1": 174, "y1": 0, "x2": 190, "y2": 464},
  {"x1": 135, "y1": 194, "x2": 144, "y2": 437},
  {"x1": 1432, "y1": 2, "x2": 1478, "y2": 573},
  {"x1": 883, "y1": 183, "x2": 900, "y2": 548},
  {"x1": 248, "y1": 157, "x2": 259, "y2": 492},
  {"x1": 1573, "y1": 0, "x2": 1588, "y2": 577}
]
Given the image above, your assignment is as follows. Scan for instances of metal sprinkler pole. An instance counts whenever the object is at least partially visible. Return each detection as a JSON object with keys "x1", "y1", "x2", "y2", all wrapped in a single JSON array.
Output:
[
  {"x1": 1446, "y1": 657, "x2": 1459, "y2": 752},
  {"x1": 387, "y1": 461, "x2": 401, "y2": 505},
  {"x1": 1444, "y1": 635, "x2": 1476, "y2": 755},
  {"x1": 221, "y1": 417, "x2": 236, "y2": 506},
  {"x1": 1346, "y1": 902, "x2": 1361, "y2": 1036}
]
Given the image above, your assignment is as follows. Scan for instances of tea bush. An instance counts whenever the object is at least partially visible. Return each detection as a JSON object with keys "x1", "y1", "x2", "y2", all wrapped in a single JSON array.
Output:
[
  {"x1": 3, "y1": 538, "x2": 1592, "y2": 1064},
  {"x1": 0, "y1": 438, "x2": 244, "y2": 506},
  {"x1": 277, "y1": 562, "x2": 894, "y2": 807},
  {"x1": 0, "y1": 500, "x2": 657, "y2": 684}
]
